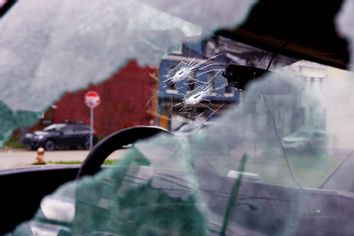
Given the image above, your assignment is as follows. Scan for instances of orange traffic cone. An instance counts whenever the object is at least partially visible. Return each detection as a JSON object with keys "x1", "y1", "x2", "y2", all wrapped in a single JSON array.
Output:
[{"x1": 35, "y1": 147, "x2": 46, "y2": 165}]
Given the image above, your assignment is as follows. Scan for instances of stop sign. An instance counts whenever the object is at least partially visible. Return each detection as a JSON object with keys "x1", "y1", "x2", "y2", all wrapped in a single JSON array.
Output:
[{"x1": 85, "y1": 91, "x2": 101, "y2": 108}]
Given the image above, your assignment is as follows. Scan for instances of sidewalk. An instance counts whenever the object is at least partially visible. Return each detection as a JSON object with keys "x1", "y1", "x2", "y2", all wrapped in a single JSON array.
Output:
[{"x1": 0, "y1": 149, "x2": 128, "y2": 170}]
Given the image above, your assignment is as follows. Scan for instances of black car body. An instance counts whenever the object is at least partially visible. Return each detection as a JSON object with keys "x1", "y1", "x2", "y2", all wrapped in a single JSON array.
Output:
[{"x1": 22, "y1": 123, "x2": 96, "y2": 151}]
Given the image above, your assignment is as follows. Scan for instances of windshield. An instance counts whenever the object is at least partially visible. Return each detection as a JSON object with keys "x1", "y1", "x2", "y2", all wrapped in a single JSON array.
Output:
[
  {"x1": 43, "y1": 124, "x2": 65, "y2": 132},
  {"x1": 1, "y1": 0, "x2": 354, "y2": 235}
]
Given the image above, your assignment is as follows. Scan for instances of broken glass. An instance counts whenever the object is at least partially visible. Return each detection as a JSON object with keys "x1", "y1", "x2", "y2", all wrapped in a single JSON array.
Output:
[
  {"x1": 3, "y1": 0, "x2": 354, "y2": 235},
  {"x1": 0, "y1": 0, "x2": 256, "y2": 146},
  {"x1": 9, "y1": 63, "x2": 354, "y2": 235}
]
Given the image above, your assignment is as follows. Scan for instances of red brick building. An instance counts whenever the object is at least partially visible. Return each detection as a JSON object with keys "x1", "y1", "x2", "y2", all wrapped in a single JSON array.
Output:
[{"x1": 42, "y1": 61, "x2": 158, "y2": 137}]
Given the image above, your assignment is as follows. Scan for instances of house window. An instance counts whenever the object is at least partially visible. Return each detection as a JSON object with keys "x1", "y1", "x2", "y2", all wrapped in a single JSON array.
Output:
[
  {"x1": 187, "y1": 71, "x2": 197, "y2": 91},
  {"x1": 167, "y1": 81, "x2": 177, "y2": 91},
  {"x1": 166, "y1": 66, "x2": 178, "y2": 94},
  {"x1": 224, "y1": 84, "x2": 234, "y2": 96},
  {"x1": 187, "y1": 80, "x2": 195, "y2": 91},
  {"x1": 207, "y1": 72, "x2": 217, "y2": 94}
]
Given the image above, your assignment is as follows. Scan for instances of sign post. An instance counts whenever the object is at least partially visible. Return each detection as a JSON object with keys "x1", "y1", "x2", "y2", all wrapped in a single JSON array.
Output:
[{"x1": 84, "y1": 91, "x2": 101, "y2": 150}]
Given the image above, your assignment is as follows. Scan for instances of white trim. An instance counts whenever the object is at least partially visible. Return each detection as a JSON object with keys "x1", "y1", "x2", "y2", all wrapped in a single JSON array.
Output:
[{"x1": 166, "y1": 89, "x2": 178, "y2": 94}]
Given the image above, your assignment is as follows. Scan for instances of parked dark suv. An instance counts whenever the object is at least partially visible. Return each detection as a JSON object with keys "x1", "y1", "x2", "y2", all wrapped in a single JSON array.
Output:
[{"x1": 22, "y1": 123, "x2": 97, "y2": 151}]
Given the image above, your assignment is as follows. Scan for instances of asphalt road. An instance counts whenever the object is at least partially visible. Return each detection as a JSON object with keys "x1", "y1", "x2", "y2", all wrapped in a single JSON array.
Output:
[{"x1": 0, "y1": 149, "x2": 130, "y2": 170}]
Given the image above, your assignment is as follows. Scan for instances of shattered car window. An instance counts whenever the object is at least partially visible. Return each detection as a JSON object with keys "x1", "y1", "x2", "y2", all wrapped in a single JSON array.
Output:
[
  {"x1": 0, "y1": 0, "x2": 255, "y2": 153},
  {"x1": 2, "y1": 0, "x2": 354, "y2": 235}
]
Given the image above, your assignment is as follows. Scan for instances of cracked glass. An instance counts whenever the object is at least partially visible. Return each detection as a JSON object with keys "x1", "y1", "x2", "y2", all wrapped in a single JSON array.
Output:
[{"x1": 1, "y1": 0, "x2": 354, "y2": 235}]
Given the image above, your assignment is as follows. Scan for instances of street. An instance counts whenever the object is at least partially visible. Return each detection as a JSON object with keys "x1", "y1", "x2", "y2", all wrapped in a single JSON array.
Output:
[{"x1": 0, "y1": 149, "x2": 130, "y2": 170}]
